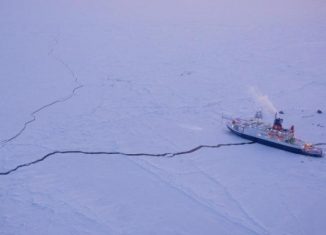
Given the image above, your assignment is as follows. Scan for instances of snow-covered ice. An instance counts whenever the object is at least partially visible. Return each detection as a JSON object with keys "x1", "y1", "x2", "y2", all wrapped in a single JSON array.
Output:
[{"x1": 1, "y1": 0, "x2": 326, "y2": 234}]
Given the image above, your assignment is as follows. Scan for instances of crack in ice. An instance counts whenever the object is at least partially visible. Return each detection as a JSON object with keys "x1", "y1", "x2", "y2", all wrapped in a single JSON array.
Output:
[
  {"x1": 128, "y1": 157, "x2": 264, "y2": 235},
  {"x1": 0, "y1": 141, "x2": 255, "y2": 176},
  {"x1": 0, "y1": 36, "x2": 83, "y2": 148}
]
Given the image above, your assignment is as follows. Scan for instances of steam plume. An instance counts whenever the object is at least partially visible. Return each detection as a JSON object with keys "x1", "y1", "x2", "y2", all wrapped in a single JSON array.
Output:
[{"x1": 248, "y1": 86, "x2": 277, "y2": 115}]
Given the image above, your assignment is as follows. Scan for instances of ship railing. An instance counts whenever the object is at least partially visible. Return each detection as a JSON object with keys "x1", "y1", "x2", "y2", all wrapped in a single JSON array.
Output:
[{"x1": 303, "y1": 144, "x2": 323, "y2": 155}]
